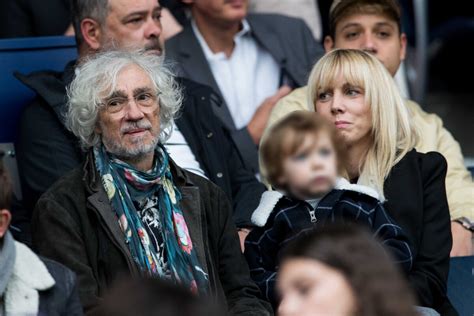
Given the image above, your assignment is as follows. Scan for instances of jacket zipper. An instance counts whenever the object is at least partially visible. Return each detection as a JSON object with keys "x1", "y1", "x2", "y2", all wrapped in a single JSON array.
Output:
[{"x1": 309, "y1": 207, "x2": 317, "y2": 223}]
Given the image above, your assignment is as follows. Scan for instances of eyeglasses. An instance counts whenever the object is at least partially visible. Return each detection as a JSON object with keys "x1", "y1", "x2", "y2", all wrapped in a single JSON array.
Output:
[{"x1": 101, "y1": 91, "x2": 161, "y2": 115}]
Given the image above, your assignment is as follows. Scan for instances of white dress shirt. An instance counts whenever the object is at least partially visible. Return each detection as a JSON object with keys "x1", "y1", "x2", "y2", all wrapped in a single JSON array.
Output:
[
  {"x1": 192, "y1": 19, "x2": 280, "y2": 130},
  {"x1": 165, "y1": 122, "x2": 207, "y2": 179}
]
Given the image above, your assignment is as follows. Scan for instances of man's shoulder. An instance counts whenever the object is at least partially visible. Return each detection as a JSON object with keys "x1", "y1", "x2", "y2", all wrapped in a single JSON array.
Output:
[
  {"x1": 165, "y1": 23, "x2": 194, "y2": 52},
  {"x1": 268, "y1": 86, "x2": 310, "y2": 127},
  {"x1": 39, "y1": 167, "x2": 86, "y2": 203},
  {"x1": 176, "y1": 77, "x2": 216, "y2": 97},
  {"x1": 406, "y1": 99, "x2": 445, "y2": 131},
  {"x1": 182, "y1": 169, "x2": 223, "y2": 195}
]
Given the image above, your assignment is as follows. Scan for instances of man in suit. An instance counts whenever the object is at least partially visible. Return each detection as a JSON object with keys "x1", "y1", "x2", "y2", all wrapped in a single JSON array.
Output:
[
  {"x1": 16, "y1": 0, "x2": 265, "y2": 244},
  {"x1": 165, "y1": 0, "x2": 324, "y2": 174}
]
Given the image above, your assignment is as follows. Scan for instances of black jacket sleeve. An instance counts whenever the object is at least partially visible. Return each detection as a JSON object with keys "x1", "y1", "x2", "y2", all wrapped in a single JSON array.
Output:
[
  {"x1": 16, "y1": 99, "x2": 83, "y2": 212},
  {"x1": 244, "y1": 214, "x2": 283, "y2": 308},
  {"x1": 32, "y1": 197, "x2": 101, "y2": 311},
  {"x1": 370, "y1": 202, "x2": 414, "y2": 273},
  {"x1": 408, "y1": 152, "x2": 452, "y2": 311},
  {"x1": 221, "y1": 127, "x2": 266, "y2": 227},
  {"x1": 210, "y1": 186, "x2": 273, "y2": 315}
]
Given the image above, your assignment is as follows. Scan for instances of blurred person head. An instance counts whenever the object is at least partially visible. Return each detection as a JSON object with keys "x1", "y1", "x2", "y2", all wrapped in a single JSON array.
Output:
[
  {"x1": 277, "y1": 223, "x2": 417, "y2": 316},
  {"x1": 90, "y1": 277, "x2": 222, "y2": 316},
  {"x1": 71, "y1": 0, "x2": 163, "y2": 56},
  {"x1": 66, "y1": 50, "x2": 181, "y2": 164},
  {"x1": 324, "y1": 0, "x2": 407, "y2": 76},
  {"x1": 307, "y1": 49, "x2": 417, "y2": 199},
  {"x1": 260, "y1": 111, "x2": 346, "y2": 199},
  {"x1": 0, "y1": 152, "x2": 12, "y2": 241},
  {"x1": 180, "y1": 0, "x2": 248, "y2": 28}
]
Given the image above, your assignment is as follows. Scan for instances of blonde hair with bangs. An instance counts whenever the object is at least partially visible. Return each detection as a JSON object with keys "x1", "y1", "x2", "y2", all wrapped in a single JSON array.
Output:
[{"x1": 307, "y1": 49, "x2": 418, "y2": 200}]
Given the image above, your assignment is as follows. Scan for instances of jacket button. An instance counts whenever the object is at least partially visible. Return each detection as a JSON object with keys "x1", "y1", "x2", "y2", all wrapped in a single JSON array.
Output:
[
  {"x1": 216, "y1": 172, "x2": 223, "y2": 178},
  {"x1": 207, "y1": 132, "x2": 213, "y2": 138},
  {"x1": 201, "y1": 96, "x2": 206, "y2": 101}
]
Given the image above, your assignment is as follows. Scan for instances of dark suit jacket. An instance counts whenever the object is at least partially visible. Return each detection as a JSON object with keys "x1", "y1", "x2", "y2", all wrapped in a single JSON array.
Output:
[
  {"x1": 383, "y1": 149, "x2": 457, "y2": 316},
  {"x1": 165, "y1": 13, "x2": 324, "y2": 173},
  {"x1": 15, "y1": 61, "x2": 265, "y2": 233}
]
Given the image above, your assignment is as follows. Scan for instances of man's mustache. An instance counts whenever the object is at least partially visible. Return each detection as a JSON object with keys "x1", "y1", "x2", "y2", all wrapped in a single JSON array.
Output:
[
  {"x1": 145, "y1": 39, "x2": 163, "y2": 55},
  {"x1": 121, "y1": 120, "x2": 152, "y2": 133}
]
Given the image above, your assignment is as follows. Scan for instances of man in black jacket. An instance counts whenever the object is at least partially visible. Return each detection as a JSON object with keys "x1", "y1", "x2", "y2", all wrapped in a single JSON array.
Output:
[
  {"x1": 31, "y1": 50, "x2": 271, "y2": 314},
  {"x1": 16, "y1": 0, "x2": 265, "y2": 240}
]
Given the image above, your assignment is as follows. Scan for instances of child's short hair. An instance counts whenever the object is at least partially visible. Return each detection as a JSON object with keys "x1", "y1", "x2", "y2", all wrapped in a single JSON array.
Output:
[
  {"x1": 329, "y1": 0, "x2": 402, "y2": 38},
  {"x1": 260, "y1": 111, "x2": 346, "y2": 189}
]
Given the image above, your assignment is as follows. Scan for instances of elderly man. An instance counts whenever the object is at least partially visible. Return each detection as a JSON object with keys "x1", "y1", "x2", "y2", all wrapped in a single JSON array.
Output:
[
  {"x1": 16, "y1": 0, "x2": 265, "y2": 242},
  {"x1": 31, "y1": 51, "x2": 271, "y2": 315}
]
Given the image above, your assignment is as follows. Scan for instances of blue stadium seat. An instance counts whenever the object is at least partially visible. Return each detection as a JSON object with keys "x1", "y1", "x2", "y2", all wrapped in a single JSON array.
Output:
[
  {"x1": 0, "y1": 36, "x2": 78, "y2": 143},
  {"x1": 0, "y1": 36, "x2": 78, "y2": 198},
  {"x1": 447, "y1": 256, "x2": 474, "y2": 315}
]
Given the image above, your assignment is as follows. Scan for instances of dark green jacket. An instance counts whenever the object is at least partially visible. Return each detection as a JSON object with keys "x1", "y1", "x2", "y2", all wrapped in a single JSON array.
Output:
[{"x1": 31, "y1": 152, "x2": 272, "y2": 315}]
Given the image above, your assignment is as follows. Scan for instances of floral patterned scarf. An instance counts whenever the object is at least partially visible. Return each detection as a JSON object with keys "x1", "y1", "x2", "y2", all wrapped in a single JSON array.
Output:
[{"x1": 94, "y1": 144, "x2": 208, "y2": 294}]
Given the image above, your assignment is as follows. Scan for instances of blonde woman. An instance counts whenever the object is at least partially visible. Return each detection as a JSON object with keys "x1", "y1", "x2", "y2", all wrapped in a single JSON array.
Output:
[{"x1": 282, "y1": 49, "x2": 454, "y2": 315}]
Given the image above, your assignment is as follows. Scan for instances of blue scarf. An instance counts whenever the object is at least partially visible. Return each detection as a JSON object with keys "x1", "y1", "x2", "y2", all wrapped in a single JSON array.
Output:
[{"x1": 94, "y1": 144, "x2": 208, "y2": 294}]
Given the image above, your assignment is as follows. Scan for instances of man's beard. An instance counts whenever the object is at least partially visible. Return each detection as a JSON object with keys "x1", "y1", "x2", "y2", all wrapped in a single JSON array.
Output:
[
  {"x1": 100, "y1": 37, "x2": 163, "y2": 56},
  {"x1": 101, "y1": 120, "x2": 160, "y2": 162}
]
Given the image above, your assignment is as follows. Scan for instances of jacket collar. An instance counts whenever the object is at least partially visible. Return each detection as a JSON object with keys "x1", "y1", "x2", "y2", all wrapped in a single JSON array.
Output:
[
  {"x1": 251, "y1": 178, "x2": 380, "y2": 227},
  {"x1": 246, "y1": 14, "x2": 288, "y2": 66},
  {"x1": 4, "y1": 241, "x2": 55, "y2": 315}
]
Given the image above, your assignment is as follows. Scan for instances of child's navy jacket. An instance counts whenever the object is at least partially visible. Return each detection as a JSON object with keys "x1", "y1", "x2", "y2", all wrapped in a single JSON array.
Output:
[{"x1": 244, "y1": 178, "x2": 413, "y2": 308}]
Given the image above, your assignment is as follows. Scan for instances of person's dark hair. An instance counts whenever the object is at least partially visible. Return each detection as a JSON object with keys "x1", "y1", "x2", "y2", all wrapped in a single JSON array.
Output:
[
  {"x1": 329, "y1": 0, "x2": 402, "y2": 38},
  {"x1": 261, "y1": 111, "x2": 347, "y2": 189},
  {"x1": 0, "y1": 152, "x2": 12, "y2": 210},
  {"x1": 71, "y1": 0, "x2": 110, "y2": 46},
  {"x1": 90, "y1": 277, "x2": 223, "y2": 316},
  {"x1": 280, "y1": 223, "x2": 417, "y2": 316}
]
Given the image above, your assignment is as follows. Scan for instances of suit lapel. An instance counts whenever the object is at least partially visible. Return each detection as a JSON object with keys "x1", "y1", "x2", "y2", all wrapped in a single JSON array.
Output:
[
  {"x1": 247, "y1": 14, "x2": 302, "y2": 87},
  {"x1": 172, "y1": 25, "x2": 236, "y2": 129},
  {"x1": 248, "y1": 15, "x2": 287, "y2": 66},
  {"x1": 173, "y1": 26, "x2": 220, "y2": 95}
]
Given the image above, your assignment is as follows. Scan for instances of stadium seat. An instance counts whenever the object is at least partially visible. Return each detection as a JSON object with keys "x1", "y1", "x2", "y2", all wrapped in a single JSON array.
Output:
[
  {"x1": 0, "y1": 35, "x2": 77, "y2": 143},
  {"x1": 0, "y1": 36, "x2": 78, "y2": 198},
  {"x1": 447, "y1": 256, "x2": 474, "y2": 315}
]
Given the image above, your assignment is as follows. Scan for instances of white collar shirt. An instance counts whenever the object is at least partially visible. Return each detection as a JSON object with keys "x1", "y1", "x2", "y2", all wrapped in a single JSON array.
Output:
[{"x1": 192, "y1": 19, "x2": 280, "y2": 129}]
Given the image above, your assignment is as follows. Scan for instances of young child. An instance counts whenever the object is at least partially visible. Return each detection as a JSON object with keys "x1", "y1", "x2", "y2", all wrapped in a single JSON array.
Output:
[{"x1": 244, "y1": 111, "x2": 413, "y2": 308}]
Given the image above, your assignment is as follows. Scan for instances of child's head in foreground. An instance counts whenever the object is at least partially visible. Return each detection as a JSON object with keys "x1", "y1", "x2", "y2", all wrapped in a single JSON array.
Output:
[
  {"x1": 261, "y1": 111, "x2": 346, "y2": 200},
  {"x1": 277, "y1": 223, "x2": 417, "y2": 316}
]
